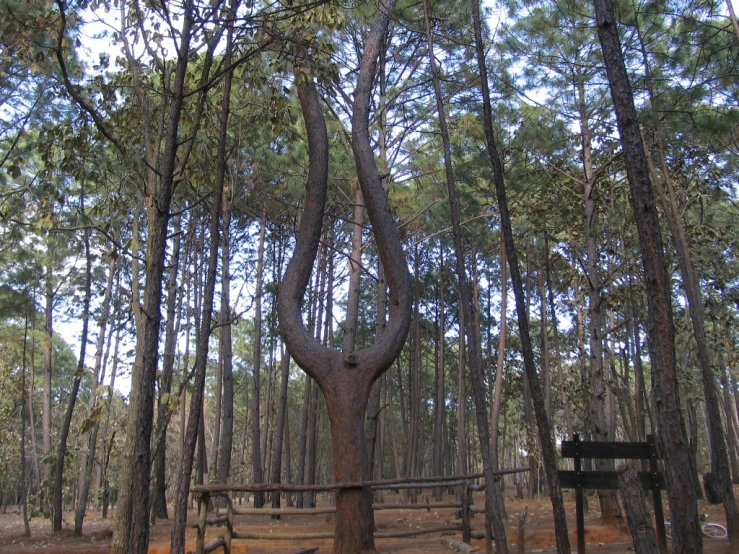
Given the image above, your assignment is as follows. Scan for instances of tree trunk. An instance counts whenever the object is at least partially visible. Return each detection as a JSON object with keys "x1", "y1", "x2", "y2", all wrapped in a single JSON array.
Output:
[
  {"x1": 53, "y1": 221, "x2": 92, "y2": 532},
  {"x1": 577, "y1": 71, "x2": 622, "y2": 524},
  {"x1": 592, "y1": 0, "x2": 702, "y2": 550},
  {"x1": 271, "y1": 350, "x2": 291, "y2": 511},
  {"x1": 76, "y1": 254, "x2": 117, "y2": 534},
  {"x1": 433, "y1": 249, "x2": 445, "y2": 499},
  {"x1": 471, "y1": 1, "x2": 570, "y2": 552},
  {"x1": 110, "y1": 5, "x2": 196, "y2": 551},
  {"x1": 491, "y1": 241, "x2": 507, "y2": 467},
  {"x1": 423, "y1": 3, "x2": 508, "y2": 550},
  {"x1": 218, "y1": 186, "x2": 234, "y2": 486},
  {"x1": 169, "y1": 7, "x2": 233, "y2": 547},
  {"x1": 278, "y1": 3, "x2": 412, "y2": 549},
  {"x1": 544, "y1": 239, "x2": 573, "y2": 441},
  {"x1": 635, "y1": 14, "x2": 739, "y2": 542},
  {"x1": 251, "y1": 206, "x2": 267, "y2": 508},
  {"x1": 457, "y1": 296, "x2": 468, "y2": 484},
  {"x1": 98, "y1": 285, "x2": 122, "y2": 517},
  {"x1": 28, "y1": 323, "x2": 41, "y2": 500},
  {"x1": 617, "y1": 464, "x2": 660, "y2": 554},
  {"x1": 21, "y1": 314, "x2": 31, "y2": 537},
  {"x1": 42, "y1": 252, "x2": 53, "y2": 507}
]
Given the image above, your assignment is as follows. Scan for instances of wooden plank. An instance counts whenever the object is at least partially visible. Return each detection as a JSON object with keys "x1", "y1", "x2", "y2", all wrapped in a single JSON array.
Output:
[
  {"x1": 190, "y1": 468, "x2": 529, "y2": 494},
  {"x1": 231, "y1": 525, "x2": 464, "y2": 541},
  {"x1": 561, "y1": 441, "x2": 652, "y2": 460},
  {"x1": 228, "y1": 502, "x2": 462, "y2": 517},
  {"x1": 559, "y1": 470, "x2": 665, "y2": 490}
]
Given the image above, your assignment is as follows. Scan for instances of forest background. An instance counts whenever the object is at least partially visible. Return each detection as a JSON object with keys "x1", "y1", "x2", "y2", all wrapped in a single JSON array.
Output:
[{"x1": 0, "y1": 0, "x2": 738, "y2": 550}]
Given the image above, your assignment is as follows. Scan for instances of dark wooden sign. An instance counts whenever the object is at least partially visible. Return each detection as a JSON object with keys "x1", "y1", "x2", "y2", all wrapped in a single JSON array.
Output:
[{"x1": 559, "y1": 434, "x2": 667, "y2": 554}]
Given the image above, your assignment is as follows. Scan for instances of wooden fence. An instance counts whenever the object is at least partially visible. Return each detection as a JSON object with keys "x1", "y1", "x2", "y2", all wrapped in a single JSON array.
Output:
[{"x1": 188, "y1": 468, "x2": 529, "y2": 554}]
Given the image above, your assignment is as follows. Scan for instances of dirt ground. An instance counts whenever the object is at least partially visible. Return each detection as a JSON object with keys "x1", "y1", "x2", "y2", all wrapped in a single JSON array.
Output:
[{"x1": 0, "y1": 490, "x2": 733, "y2": 553}]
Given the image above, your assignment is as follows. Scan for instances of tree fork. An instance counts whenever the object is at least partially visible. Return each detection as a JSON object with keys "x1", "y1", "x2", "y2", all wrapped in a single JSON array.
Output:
[{"x1": 278, "y1": 2, "x2": 411, "y2": 551}]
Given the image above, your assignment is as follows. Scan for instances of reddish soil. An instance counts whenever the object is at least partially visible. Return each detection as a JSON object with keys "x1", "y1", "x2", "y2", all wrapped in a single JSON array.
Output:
[{"x1": 0, "y1": 491, "x2": 733, "y2": 553}]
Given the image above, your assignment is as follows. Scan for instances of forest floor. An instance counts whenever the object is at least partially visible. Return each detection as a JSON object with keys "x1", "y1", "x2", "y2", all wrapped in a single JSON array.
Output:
[{"x1": 0, "y1": 489, "x2": 733, "y2": 553}]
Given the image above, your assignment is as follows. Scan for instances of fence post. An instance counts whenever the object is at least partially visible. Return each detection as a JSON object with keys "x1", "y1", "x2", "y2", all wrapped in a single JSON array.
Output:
[
  {"x1": 224, "y1": 480, "x2": 233, "y2": 554},
  {"x1": 573, "y1": 433, "x2": 585, "y2": 554},
  {"x1": 462, "y1": 480, "x2": 472, "y2": 544},
  {"x1": 196, "y1": 491, "x2": 209, "y2": 554},
  {"x1": 647, "y1": 435, "x2": 667, "y2": 554}
]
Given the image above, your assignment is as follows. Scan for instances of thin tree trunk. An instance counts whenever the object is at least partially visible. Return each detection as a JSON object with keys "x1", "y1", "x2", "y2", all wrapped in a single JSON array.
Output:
[
  {"x1": 538, "y1": 254, "x2": 551, "y2": 420},
  {"x1": 218, "y1": 185, "x2": 234, "y2": 486},
  {"x1": 296, "y1": 374, "x2": 310, "y2": 509},
  {"x1": 433, "y1": 248, "x2": 445, "y2": 499},
  {"x1": 491, "y1": 241, "x2": 507, "y2": 467},
  {"x1": 53, "y1": 220, "x2": 92, "y2": 532},
  {"x1": 251, "y1": 206, "x2": 267, "y2": 508},
  {"x1": 42, "y1": 252, "x2": 53, "y2": 507},
  {"x1": 76, "y1": 254, "x2": 117, "y2": 534},
  {"x1": 457, "y1": 298, "x2": 467, "y2": 482},
  {"x1": 577, "y1": 70, "x2": 622, "y2": 524},
  {"x1": 285, "y1": 402, "x2": 294, "y2": 507},
  {"x1": 28, "y1": 323, "x2": 41, "y2": 498},
  {"x1": 471, "y1": 1, "x2": 570, "y2": 551},
  {"x1": 98, "y1": 285, "x2": 122, "y2": 518},
  {"x1": 149, "y1": 210, "x2": 182, "y2": 523},
  {"x1": 544, "y1": 238, "x2": 573, "y2": 440},
  {"x1": 271, "y1": 349, "x2": 291, "y2": 511},
  {"x1": 169, "y1": 8, "x2": 233, "y2": 547},
  {"x1": 423, "y1": 4, "x2": 507, "y2": 550},
  {"x1": 405, "y1": 246, "x2": 421, "y2": 501},
  {"x1": 21, "y1": 313, "x2": 31, "y2": 537}
]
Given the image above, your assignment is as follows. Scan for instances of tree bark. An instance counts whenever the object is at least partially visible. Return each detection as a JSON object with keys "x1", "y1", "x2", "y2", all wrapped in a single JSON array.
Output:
[
  {"x1": 592, "y1": 0, "x2": 702, "y2": 550},
  {"x1": 617, "y1": 464, "x2": 660, "y2": 554}
]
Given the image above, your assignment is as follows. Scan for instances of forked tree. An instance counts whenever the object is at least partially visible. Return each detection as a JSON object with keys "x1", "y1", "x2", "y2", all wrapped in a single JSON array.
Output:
[{"x1": 278, "y1": 1, "x2": 411, "y2": 552}]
